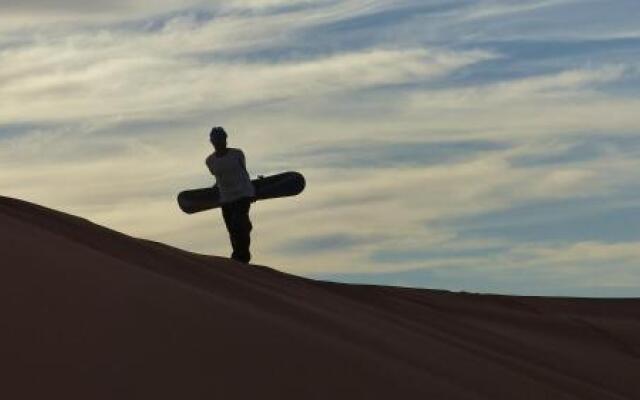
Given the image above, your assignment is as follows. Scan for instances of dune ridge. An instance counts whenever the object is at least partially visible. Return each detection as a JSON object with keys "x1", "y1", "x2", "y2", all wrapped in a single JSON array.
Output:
[{"x1": 1, "y1": 196, "x2": 639, "y2": 399}]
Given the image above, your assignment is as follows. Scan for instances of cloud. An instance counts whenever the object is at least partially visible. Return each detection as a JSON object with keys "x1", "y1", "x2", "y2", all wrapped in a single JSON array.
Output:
[
  {"x1": 407, "y1": 65, "x2": 627, "y2": 107},
  {"x1": 315, "y1": 238, "x2": 640, "y2": 297},
  {"x1": 279, "y1": 233, "x2": 370, "y2": 255},
  {"x1": 517, "y1": 241, "x2": 640, "y2": 267},
  {"x1": 318, "y1": 258, "x2": 640, "y2": 298},
  {"x1": 0, "y1": 28, "x2": 494, "y2": 124},
  {"x1": 457, "y1": 0, "x2": 578, "y2": 22},
  {"x1": 399, "y1": 65, "x2": 640, "y2": 141},
  {"x1": 245, "y1": 152, "x2": 624, "y2": 274},
  {"x1": 454, "y1": 201, "x2": 640, "y2": 244},
  {"x1": 0, "y1": 0, "x2": 131, "y2": 13},
  {"x1": 274, "y1": 139, "x2": 508, "y2": 169},
  {"x1": 0, "y1": 0, "x2": 399, "y2": 36}
]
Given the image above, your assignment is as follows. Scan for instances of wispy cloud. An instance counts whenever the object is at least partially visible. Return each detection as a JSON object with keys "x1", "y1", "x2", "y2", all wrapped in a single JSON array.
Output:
[
  {"x1": 319, "y1": 240, "x2": 640, "y2": 297},
  {"x1": 1, "y1": 33, "x2": 494, "y2": 123},
  {"x1": 457, "y1": 0, "x2": 578, "y2": 22}
]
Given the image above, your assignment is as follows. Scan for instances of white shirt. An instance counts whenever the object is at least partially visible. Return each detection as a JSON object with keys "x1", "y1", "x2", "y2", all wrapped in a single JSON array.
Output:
[{"x1": 206, "y1": 148, "x2": 255, "y2": 204}]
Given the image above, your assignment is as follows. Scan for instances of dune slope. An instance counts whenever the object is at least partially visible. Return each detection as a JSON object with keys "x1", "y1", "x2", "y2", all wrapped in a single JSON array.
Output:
[{"x1": 1, "y1": 196, "x2": 639, "y2": 399}]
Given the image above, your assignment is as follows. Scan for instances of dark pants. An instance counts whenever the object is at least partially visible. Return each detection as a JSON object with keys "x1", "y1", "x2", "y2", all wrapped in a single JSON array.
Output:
[{"x1": 221, "y1": 197, "x2": 253, "y2": 263}]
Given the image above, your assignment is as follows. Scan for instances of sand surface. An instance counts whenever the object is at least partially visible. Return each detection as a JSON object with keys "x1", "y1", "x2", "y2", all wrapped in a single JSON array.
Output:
[{"x1": 1, "y1": 196, "x2": 639, "y2": 399}]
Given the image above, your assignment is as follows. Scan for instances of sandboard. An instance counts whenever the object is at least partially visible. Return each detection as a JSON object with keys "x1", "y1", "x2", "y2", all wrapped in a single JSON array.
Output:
[{"x1": 178, "y1": 171, "x2": 305, "y2": 214}]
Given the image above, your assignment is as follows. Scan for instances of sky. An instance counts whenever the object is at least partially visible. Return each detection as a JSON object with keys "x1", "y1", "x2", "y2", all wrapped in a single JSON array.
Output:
[{"x1": 1, "y1": 0, "x2": 639, "y2": 297}]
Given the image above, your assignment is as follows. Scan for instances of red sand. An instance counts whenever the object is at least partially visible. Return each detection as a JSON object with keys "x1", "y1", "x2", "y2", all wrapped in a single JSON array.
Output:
[{"x1": 1, "y1": 196, "x2": 639, "y2": 399}]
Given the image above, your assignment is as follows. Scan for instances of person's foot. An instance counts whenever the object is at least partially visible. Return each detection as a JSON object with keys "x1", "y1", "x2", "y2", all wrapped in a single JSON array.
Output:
[{"x1": 231, "y1": 253, "x2": 251, "y2": 263}]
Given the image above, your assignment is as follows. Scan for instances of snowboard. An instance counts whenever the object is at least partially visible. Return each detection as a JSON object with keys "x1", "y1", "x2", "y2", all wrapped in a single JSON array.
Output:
[{"x1": 178, "y1": 171, "x2": 305, "y2": 214}]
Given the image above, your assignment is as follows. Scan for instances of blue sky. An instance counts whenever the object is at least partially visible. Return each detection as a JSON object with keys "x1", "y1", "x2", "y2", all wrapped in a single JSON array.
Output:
[{"x1": 1, "y1": 0, "x2": 639, "y2": 296}]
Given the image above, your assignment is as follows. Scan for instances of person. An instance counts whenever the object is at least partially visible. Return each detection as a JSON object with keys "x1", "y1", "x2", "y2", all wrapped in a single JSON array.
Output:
[{"x1": 205, "y1": 127, "x2": 255, "y2": 263}]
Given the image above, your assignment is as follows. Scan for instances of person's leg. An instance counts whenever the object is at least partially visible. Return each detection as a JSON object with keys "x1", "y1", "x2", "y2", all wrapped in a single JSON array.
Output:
[
  {"x1": 221, "y1": 203, "x2": 239, "y2": 257},
  {"x1": 233, "y1": 198, "x2": 252, "y2": 262},
  {"x1": 229, "y1": 198, "x2": 251, "y2": 262},
  {"x1": 224, "y1": 198, "x2": 252, "y2": 263}
]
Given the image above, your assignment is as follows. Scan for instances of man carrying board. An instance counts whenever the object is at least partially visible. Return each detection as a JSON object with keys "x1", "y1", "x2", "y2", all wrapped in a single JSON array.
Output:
[{"x1": 205, "y1": 127, "x2": 255, "y2": 263}]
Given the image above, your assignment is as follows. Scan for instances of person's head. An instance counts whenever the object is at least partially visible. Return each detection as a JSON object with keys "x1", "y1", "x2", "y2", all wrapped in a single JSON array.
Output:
[{"x1": 210, "y1": 126, "x2": 227, "y2": 151}]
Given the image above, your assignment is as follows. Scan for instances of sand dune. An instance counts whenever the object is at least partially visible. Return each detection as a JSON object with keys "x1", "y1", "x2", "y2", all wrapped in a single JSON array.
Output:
[{"x1": 1, "y1": 196, "x2": 639, "y2": 399}]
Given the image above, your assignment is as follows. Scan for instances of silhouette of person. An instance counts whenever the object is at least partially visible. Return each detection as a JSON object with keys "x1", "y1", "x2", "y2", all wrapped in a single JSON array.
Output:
[{"x1": 206, "y1": 127, "x2": 255, "y2": 263}]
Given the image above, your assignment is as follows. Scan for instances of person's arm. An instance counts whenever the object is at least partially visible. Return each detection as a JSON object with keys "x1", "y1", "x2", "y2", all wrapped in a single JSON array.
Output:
[
  {"x1": 205, "y1": 156, "x2": 218, "y2": 188},
  {"x1": 238, "y1": 150, "x2": 249, "y2": 175},
  {"x1": 205, "y1": 156, "x2": 212, "y2": 174}
]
